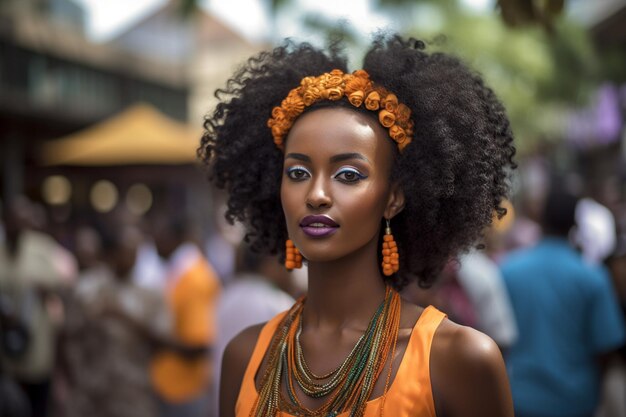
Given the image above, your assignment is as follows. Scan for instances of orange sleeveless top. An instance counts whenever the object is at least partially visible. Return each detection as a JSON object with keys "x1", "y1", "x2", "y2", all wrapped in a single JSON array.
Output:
[{"x1": 235, "y1": 305, "x2": 447, "y2": 417}]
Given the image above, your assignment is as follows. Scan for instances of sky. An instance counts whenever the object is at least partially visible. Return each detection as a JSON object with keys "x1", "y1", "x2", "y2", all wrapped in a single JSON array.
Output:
[{"x1": 76, "y1": 0, "x2": 492, "y2": 43}]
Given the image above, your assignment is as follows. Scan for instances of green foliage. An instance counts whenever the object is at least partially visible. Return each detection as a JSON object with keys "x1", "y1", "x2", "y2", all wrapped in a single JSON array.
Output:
[
  {"x1": 598, "y1": 46, "x2": 626, "y2": 83},
  {"x1": 269, "y1": 0, "x2": 291, "y2": 13},
  {"x1": 177, "y1": 0, "x2": 200, "y2": 17},
  {"x1": 301, "y1": 15, "x2": 359, "y2": 45},
  {"x1": 397, "y1": 7, "x2": 602, "y2": 152},
  {"x1": 497, "y1": 0, "x2": 565, "y2": 31},
  {"x1": 377, "y1": 0, "x2": 457, "y2": 8}
]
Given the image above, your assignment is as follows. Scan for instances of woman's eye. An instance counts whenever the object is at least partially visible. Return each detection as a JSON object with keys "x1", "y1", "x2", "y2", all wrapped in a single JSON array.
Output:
[
  {"x1": 335, "y1": 168, "x2": 366, "y2": 183},
  {"x1": 286, "y1": 167, "x2": 310, "y2": 181}
]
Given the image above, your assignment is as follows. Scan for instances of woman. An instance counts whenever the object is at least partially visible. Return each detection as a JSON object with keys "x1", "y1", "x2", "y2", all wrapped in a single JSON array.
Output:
[{"x1": 200, "y1": 35, "x2": 516, "y2": 417}]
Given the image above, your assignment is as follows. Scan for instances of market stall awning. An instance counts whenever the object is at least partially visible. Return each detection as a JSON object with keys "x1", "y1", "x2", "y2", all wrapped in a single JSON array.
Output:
[{"x1": 41, "y1": 103, "x2": 202, "y2": 166}]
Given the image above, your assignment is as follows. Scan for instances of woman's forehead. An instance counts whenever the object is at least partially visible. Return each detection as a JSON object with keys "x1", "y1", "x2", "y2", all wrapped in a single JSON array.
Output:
[{"x1": 284, "y1": 107, "x2": 394, "y2": 161}]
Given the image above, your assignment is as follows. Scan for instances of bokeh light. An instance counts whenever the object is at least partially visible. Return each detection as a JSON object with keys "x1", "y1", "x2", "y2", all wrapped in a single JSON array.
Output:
[
  {"x1": 90, "y1": 180, "x2": 118, "y2": 213},
  {"x1": 125, "y1": 183, "x2": 153, "y2": 216},
  {"x1": 42, "y1": 175, "x2": 72, "y2": 205}
]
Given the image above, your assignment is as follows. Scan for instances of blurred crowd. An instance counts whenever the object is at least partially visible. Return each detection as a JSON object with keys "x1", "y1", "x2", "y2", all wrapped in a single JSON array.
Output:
[
  {"x1": 406, "y1": 167, "x2": 626, "y2": 417},
  {"x1": 0, "y1": 196, "x2": 302, "y2": 417},
  {"x1": 0, "y1": 168, "x2": 625, "y2": 417}
]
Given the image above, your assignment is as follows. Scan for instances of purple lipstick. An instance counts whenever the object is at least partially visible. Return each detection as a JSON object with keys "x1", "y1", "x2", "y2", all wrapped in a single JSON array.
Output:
[{"x1": 300, "y1": 215, "x2": 339, "y2": 238}]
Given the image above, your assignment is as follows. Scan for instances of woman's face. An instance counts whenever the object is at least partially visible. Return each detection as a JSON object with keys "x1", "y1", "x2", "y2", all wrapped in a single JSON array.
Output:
[{"x1": 280, "y1": 107, "x2": 401, "y2": 263}]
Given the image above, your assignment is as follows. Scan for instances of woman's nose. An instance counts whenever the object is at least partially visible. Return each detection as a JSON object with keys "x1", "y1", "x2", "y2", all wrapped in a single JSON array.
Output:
[{"x1": 306, "y1": 177, "x2": 332, "y2": 209}]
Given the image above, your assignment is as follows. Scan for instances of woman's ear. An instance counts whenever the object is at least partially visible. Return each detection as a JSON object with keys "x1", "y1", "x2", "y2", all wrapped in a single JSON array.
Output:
[{"x1": 384, "y1": 183, "x2": 405, "y2": 220}]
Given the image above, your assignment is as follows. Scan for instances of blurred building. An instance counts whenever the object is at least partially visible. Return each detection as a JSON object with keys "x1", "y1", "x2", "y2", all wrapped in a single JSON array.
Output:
[
  {"x1": 0, "y1": 0, "x2": 189, "y2": 208},
  {"x1": 106, "y1": 0, "x2": 265, "y2": 128}
]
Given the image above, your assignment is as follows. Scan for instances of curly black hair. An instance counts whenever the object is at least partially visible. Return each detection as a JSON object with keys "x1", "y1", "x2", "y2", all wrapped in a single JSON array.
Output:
[{"x1": 199, "y1": 34, "x2": 516, "y2": 289}]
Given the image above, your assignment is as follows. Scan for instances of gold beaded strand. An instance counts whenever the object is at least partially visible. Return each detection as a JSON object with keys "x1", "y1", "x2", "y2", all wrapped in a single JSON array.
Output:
[{"x1": 250, "y1": 287, "x2": 401, "y2": 417}]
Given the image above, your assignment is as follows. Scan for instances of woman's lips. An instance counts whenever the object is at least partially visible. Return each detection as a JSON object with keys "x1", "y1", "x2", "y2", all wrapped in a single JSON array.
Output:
[{"x1": 300, "y1": 215, "x2": 339, "y2": 237}]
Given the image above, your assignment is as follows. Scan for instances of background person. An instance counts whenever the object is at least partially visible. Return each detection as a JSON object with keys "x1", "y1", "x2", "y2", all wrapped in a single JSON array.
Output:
[
  {"x1": 501, "y1": 184, "x2": 626, "y2": 417},
  {"x1": 0, "y1": 196, "x2": 76, "y2": 417},
  {"x1": 210, "y1": 243, "x2": 295, "y2": 417},
  {"x1": 149, "y1": 213, "x2": 221, "y2": 417}
]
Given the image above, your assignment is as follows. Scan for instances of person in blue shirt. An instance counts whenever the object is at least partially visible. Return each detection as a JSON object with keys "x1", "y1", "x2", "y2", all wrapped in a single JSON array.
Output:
[{"x1": 501, "y1": 185, "x2": 625, "y2": 417}]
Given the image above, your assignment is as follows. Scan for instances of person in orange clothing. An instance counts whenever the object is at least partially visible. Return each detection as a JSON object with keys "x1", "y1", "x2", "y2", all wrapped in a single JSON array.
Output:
[
  {"x1": 200, "y1": 34, "x2": 515, "y2": 417},
  {"x1": 149, "y1": 215, "x2": 220, "y2": 417}
]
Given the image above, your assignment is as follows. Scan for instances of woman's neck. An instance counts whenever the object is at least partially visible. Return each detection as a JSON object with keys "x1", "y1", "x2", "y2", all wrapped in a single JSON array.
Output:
[{"x1": 303, "y1": 236, "x2": 387, "y2": 331}]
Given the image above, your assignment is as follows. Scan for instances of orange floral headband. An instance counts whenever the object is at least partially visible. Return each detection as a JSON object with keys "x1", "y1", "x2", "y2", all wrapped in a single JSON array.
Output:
[{"x1": 267, "y1": 69, "x2": 414, "y2": 152}]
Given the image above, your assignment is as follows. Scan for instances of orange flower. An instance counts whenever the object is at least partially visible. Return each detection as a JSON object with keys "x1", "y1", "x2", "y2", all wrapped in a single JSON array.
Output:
[
  {"x1": 325, "y1": 87, "x2": 343, "y2": 101},
  {"x1": 389, "y1": 125, "x2": 407, "y2": 144},
  {"x1": 324, "y1": 75, "x2": 344, "y2": 88},
  {"x1": 302, "y1": 86, "x2": 322, "y2": 106},
  {"x1": 273, "y1": 119, "x2": 292, "y2": 136},
  {"x1": 271, "y1": 123, "x2": 284, "y2": 139},
  {"x1": 300, "y1": 76, "x2": 316, "y2": 87},
  {"x1": 320, "y1": 69, "x2": 344, "y2": 88},
  {"x1": 281, "y1": 95, "x2": 305, "y2": 118},
  {"x1": 383, "y1": 94, "x2": 399, "y2": 112},
  {"x1": 268, "y1": 69, "x2": 413, "y2": 153},
  {"x1": 365, "y1": 91, "x2": 381, "y2": 110},
  {"x1": 396, "y1": 103, "x2": 411, "y2": 123},
  {"x1": 379, "y1": 110, "x2": 396, "y2": 128},
  {"x1": 271, "y1": 107, "x2": 286, "y2": 121},
  {"x1": 345, "y1": 72, "x2": 371, "y2": 95},
  {"x1": 348, "y1": 91, "x2": 364, "y2": 107}
]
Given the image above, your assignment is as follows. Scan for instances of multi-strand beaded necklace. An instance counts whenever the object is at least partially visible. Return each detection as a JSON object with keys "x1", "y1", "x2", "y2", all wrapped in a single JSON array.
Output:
[{"x1": 250, "y1": 286, "x2": 401, "y2": 417}]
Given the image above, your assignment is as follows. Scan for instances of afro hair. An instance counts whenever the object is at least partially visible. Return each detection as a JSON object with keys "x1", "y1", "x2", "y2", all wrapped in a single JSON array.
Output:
[{"x1": 199, "y1": 35, "x2": 515, "y2": 289}]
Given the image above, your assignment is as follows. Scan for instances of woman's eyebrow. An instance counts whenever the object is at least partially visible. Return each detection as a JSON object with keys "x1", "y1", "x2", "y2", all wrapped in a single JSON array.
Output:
[
  {"x1": 285, "y1": 153, "x2": 311, "y2": 162},
  {"x1": 285, "y1": 152, "x2": 370, "y2": 164},
  {"x1": 329, "y1": 153, "x2": 370, "y2": 164}
]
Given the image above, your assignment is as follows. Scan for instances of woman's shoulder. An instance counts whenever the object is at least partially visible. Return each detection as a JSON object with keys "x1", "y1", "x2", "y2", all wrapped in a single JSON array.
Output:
[
  {"x1": 431, "y1": 319, "x2": 504, "y2": 375},
  {"x1": 429, "y1": 318, "x2": 513, "y2": 417},
  {"x1": 222, "y1": 322, "x2": 266, "y2": 370},
  {"x1": 220, "y1": 322, "x2": 267, "y2": 417},
  {"x1": 222, "y1": 307, "x2": 292, "y2": 378}
]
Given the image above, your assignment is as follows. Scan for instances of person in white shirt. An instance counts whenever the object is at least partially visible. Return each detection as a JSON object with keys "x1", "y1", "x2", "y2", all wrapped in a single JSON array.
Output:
[
  {"x1": 210, "y1": 244, "x2": 296, "y2": 417},
  {"x1": 457, "y1": 249, "x2": 518, "y2": 349}
]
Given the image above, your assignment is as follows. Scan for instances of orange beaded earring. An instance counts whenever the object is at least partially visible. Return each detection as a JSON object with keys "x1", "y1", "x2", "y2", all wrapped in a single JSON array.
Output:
[
  {"x1": 381, "y1": 219, "x2": 399, "y2": 276},
  {"x1": 285, "y1": 239, "x2": 302, "y2": 270}
]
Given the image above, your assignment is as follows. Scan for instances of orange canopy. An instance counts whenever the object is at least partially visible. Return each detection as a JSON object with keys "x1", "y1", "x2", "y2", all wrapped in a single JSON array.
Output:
[{"x1": 41, "y1": 103, "x2": 202, "y2": 166}]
